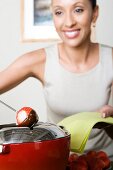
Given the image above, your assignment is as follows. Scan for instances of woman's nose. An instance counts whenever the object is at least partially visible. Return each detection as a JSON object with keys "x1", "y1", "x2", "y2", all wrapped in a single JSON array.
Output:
[{"x1": 65, "y1": 13, "x2": 76, "y2": 27}]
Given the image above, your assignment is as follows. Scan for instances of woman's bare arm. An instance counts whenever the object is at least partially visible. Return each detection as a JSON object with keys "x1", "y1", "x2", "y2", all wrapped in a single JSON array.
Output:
[{"x1": 0, "y1": 48, "x2": 46, "y2": 94}]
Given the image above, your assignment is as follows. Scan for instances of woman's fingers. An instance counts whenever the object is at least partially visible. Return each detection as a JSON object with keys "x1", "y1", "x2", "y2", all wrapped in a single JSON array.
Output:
[{"x1": 99, "y1": 105, "x2": 113, "y2": 118}]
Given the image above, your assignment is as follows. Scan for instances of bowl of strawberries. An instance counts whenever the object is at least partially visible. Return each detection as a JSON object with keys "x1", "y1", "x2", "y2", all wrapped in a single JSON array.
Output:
[{"x1": 66, "y1": 150, "x2": 112, "y2": 170}]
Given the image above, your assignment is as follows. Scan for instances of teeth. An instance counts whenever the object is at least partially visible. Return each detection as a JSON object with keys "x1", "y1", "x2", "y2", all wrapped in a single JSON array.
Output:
[{"x1": 65, "y1": 30, "x2": 79, "y2": 38}]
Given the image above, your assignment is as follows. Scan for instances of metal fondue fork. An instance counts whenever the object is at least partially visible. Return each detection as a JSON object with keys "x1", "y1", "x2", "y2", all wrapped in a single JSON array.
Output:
[{"x1": 0, "y1": 99, "x2": 16, "y2": 112}]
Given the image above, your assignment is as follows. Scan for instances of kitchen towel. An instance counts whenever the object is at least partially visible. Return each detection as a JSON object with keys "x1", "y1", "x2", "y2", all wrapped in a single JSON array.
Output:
[{"x1": 58, "y1": 112, "x2": 113, "y2": 153}]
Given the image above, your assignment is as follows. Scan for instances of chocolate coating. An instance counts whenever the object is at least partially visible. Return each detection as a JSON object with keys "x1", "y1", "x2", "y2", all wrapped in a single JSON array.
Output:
[{"x1": 18, "y1": 109, "x2": 39, "y2": 128}]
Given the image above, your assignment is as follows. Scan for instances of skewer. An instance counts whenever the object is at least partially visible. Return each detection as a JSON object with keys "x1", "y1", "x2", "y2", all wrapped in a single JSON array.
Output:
[{"x1": 0, "y1": 99, "x2": 17, "y2": 112}]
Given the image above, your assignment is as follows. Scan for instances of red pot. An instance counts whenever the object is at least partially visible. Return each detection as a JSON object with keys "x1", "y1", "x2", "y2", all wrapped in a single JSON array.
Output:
[{"x1": 0, "y1": 123, "x2": 70, "y2": 170}]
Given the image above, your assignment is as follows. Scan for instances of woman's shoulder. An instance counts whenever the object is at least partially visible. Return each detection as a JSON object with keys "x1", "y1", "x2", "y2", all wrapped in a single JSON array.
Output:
[
  {"x1": 99, "y1": 43, "x2": 113, "y2": 50},
  {"x1": 15, "y1": 48, "x2": 46, "y2": 83},
  {"x1": 97, "y1": 43, "x2": 113, "y2": 57},
  {"x1": 97, "y1": 43, "x2": 113, "y2": 66},
  {"x1": 30, "y1": 43, "x2": 58, "y2": 57},
  {"x1": 20, "y1": 47, "x2": 46, "y2": 67},
  {"x1": 21, "y1": 43, "x2": 59, "y2": 68}
]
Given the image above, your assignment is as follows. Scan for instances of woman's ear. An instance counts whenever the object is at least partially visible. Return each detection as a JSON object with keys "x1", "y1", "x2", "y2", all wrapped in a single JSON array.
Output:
[
  {"x1": 92, "y1": 5, "x2": 99, "y2": 23},
  {"x1": 90, "y1": 6, "x2": 99, "y2": 42}
]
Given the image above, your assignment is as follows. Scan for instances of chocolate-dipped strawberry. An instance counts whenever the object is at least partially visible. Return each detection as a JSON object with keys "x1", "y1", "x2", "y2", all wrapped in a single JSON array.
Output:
[{"x1": 16, "y1": 107, "x2": 39, "y2": 128}]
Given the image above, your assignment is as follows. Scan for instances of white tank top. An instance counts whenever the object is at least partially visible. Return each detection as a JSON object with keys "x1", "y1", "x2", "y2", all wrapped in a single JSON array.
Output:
[{"x1": 43, "y1": 43, "x2": 113, "y2": 160}]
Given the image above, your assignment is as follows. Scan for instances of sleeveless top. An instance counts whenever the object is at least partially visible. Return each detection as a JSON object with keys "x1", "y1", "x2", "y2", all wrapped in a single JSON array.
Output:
[{"x1": 43, "y1": 43, "x2": 113, "y2": 160}]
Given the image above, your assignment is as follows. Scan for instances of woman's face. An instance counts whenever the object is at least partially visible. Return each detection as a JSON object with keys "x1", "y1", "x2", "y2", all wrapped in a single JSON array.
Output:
[{"x1": 51, "y1": 0, "x2": 98, "y2": 47}]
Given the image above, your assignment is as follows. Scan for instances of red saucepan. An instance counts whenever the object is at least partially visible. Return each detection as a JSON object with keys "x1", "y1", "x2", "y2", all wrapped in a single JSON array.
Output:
[{"x1": 0, "y1": 122, "x2": 70, "y2": 170}]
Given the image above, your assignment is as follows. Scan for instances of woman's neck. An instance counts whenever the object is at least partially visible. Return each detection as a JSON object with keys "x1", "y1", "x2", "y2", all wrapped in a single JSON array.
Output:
[
  {"x1": 61, "y1": 42, "x2": 92, "y2": 64},
  {"x1": 58, "y1": 42, "x2": 99, "y2": 73}
]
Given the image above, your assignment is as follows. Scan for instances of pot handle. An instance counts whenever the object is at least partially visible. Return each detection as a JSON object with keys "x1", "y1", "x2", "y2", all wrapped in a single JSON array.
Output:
[{"x1": 0, "y1": 144, "x2": 10, "y2": 154}]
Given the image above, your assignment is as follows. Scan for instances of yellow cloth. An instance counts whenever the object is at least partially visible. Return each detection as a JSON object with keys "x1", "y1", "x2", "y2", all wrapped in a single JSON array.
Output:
[{"x1": 58, "y1": 112, "x2": 113, "y2": 153}]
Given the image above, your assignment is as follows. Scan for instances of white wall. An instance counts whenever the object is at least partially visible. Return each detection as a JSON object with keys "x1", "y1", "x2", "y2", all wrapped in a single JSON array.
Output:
[
  {"x1": 96, "y1": 0, "x2": 113, "y2": 46},
  {"x1": 0, "y1": 0, "x2": 113, "y2": 124},
  {"x1": 0, "y1": 0, "x2": 53, "y2": 124}
]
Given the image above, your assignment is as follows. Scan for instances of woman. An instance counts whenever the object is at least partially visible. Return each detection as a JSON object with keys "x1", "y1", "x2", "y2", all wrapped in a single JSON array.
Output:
[{"x1": 0, "y1": 0, "x2": 113, "y2": 159}]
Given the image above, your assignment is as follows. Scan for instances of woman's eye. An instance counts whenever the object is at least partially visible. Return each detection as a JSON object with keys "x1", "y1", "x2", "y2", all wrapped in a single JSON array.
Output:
[
  {"x1": 75, "y1": 8, "x2": 84, "y2": 13},
  {"x1": 55, "y1": 11, "x2": 63, "y2": 16}
]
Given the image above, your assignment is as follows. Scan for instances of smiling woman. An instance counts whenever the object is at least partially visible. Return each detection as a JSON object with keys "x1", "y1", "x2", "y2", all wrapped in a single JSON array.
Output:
[{"x1": 1, "y1": 0, "x2": 113, "y2": 162}]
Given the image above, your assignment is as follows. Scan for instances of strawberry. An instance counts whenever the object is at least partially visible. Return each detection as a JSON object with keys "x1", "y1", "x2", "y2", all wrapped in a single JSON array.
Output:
[
  {"x1": 96, "y1": 150, "x2": 110, "y2": 169},
  {"x1": 96, "y1": 151, "x2": 108, "y2": 159},
  {"x1": 70, "y1": 160, "x2": 88, "y2": 170},
  {"x1": 91, "y1": 158, "x2": 105, "y2": 170},
  {"x1": 68, "y1": 153, "x2": 78, "y2": 163},
  {"x1": 87, "y1": 156, "x2": 97, "y2": 170},
  {"x1": 16, "y1": 107, "x2": 38, "y2": 127},
  {"x1": 69, "y1": 154, "x2": 88, "y2": 170},
  {"x1": 87, "y1": 150, "x2": 97, "y2": 158},
  {"x1": 100, "y1": 156, "x2": 110, "y2": 169},
  {"x1": 77, "y1": 155, "x2": 88, "y2": 167}
]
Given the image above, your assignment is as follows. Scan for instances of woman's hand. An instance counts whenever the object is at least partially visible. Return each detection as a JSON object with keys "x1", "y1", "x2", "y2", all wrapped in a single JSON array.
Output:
[{"x1": 98, "y1": 105, "x2": 113, "y2": 118}]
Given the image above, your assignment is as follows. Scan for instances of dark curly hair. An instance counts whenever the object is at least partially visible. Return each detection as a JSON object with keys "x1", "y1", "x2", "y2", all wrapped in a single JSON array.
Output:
[{"x1": 90, "y1": 0, "x2": 97, "y2": 9}]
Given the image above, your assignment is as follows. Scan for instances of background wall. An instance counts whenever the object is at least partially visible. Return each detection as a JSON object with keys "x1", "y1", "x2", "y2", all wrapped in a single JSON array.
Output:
[
  {"x1": 0, "y1": 0, "x2": 51, "y2": 124},
  {"x1": 96, "y1": 0, "x2": 113, "y2": 46},
  {"x1": 0, "y1": 0, "x2": 113, "y2": 124}
]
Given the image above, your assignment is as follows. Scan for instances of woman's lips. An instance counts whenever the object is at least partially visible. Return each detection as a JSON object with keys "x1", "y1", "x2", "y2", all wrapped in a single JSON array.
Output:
[{"x1": 64, "y1": 29, "x2": 80, "y2": 39}]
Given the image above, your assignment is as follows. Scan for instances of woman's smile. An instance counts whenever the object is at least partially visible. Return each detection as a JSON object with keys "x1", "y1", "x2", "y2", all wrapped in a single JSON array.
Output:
[{"x1": 63, "y1": 29, "x2": 80, "y2": 39}]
